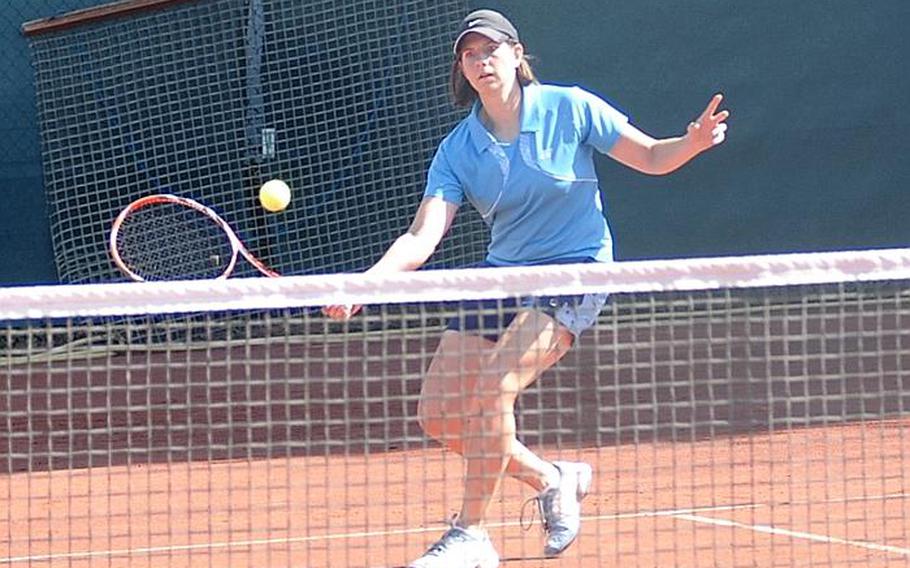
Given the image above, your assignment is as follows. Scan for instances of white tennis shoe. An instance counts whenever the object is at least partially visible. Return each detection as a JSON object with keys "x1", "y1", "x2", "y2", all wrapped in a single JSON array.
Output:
[
  {"x1": 408, "y1": 523, "x2": 499, "y2": 568},
  {"x1": 536, "y1": 461, "x2": 593, "y2": 556}
]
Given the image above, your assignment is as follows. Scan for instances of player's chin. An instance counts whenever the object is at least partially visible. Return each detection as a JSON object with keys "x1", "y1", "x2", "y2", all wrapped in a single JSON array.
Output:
[{"x1": 469, "y1": 74, "x2": 497, "y2": 90}]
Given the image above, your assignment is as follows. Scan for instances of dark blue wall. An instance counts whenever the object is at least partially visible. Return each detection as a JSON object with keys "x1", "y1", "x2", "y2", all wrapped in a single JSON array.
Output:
[
  {"x1": 2, "y1": 2, "x2": 53, "y2": 284},
  {"x1": 1, "y1": 0, "x2": 101, "y2": 285},
  {"x1": 472, "y1": 0, "x2": 910, "y2": 260}
]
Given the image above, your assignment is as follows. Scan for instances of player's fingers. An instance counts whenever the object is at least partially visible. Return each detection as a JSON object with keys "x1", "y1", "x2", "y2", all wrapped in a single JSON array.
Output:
[
  {"x1": 323, "y1": 304, "x2": 361, "y2": 321},
  {"x1": 700, "y1": 93, "x2": 724, "y2": 120},
  {"x1": 322, "y1": 305, "x2": 347, "y2": 320},
  {"x1": 713, "y1": 109, "x2": 731, "y2": 124},
  {"x1": 712, "y1": 123, "x2": 728, "y2": 145}
]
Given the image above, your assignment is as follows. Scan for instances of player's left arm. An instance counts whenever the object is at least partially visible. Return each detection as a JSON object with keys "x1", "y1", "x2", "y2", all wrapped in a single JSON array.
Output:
[{"x1": 608, "y1": 93, "x2": 730, "y2": 175}]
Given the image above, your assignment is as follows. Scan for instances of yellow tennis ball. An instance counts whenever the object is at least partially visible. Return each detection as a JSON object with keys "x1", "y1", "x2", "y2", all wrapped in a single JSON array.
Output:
[{"x1": 259, "y1": 179, "x2": 291, "y2": 212}]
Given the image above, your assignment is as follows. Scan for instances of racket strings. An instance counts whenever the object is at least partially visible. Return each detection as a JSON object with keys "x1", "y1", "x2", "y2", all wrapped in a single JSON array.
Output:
[{"x1": 116, "y1": 203, "x2": 234, "y2": 280}]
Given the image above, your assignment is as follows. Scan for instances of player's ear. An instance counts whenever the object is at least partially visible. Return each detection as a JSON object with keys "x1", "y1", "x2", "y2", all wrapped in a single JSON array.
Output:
[{"x1": 511, "y1": 42, "x2": 525, "y2": 65}]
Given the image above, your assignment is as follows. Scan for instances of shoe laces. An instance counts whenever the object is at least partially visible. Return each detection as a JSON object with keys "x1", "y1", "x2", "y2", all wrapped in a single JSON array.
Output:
[
  {"x1": 520, "y1": 487, "x2": 562, "y2": 533},
  {"x1": 520, "y1": 496, "x2": 539, "y2": 532}
]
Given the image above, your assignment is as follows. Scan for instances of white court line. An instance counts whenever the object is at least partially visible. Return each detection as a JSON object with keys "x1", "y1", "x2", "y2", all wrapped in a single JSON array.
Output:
[
  {"x1": 1, "y1": 503, "x2": 758, "y2": 564},
  {"x1": 672, "y1": 513, "x2": 910, "y2": 557}
]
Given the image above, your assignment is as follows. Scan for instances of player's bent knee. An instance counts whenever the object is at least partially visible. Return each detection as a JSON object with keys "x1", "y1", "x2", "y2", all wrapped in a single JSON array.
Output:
[
  {"x1": 416, "y1": 398, "x2": 449, "y2": 439},
  {"x1": 418, "y1": 418, "x2": 436, "y2": 439},
  {"x1": 417, "y1": 396, "x2": 472, "y2": 442},
  {"x1": 416, "y1": 406, "x2": 440, "y2": 438}
]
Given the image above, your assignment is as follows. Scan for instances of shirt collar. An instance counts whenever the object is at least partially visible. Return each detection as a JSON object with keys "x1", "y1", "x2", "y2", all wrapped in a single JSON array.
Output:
[
  {"x1": 518, "y1": 83, "x2": 542, "y2": 133},
  {"x1": 466, "y1": 83, "x2": 543, "y2": 153},
  {"x1": 467, "y1": 103, "x2": 493, "y2": 153}
]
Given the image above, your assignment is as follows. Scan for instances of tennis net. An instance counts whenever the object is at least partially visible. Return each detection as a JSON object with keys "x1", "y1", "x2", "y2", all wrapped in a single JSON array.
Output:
[{"x1": 3, "y1": 249, "x2": 910, "y2": 567}]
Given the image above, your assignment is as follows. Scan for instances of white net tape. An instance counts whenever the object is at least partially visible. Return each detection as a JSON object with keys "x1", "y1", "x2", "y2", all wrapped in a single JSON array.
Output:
[{"x1": 3, "y1": 248, "x2": 910, "y2": 320}]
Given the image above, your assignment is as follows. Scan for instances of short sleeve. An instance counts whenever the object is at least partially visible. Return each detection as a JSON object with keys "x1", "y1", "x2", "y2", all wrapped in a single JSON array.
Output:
[
  {"x1": 573, "y1": 87, "x2": 629, "y2": 155},
  {"x1": 423, "y1": 144, "x2": 464, "y2": 206}
]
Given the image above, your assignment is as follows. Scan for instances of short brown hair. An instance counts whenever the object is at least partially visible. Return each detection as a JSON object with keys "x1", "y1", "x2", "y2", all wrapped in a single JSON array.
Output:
[{"x1": 449, "y1": 43, "x2": 538, "y2": 108}]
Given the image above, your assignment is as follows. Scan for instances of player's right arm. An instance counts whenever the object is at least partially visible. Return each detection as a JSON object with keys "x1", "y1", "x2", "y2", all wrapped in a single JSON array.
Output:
[
  {"x1": 322, "y1": 196, "x2": 457, "y2": 321},
  {"x1": 366, "y1": 196, "x2": 458, "y2": 274}
]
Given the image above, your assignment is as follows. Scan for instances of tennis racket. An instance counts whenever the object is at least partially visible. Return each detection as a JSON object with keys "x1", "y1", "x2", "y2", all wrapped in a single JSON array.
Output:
[{"x1": 110, "y1": 194, "x2": 280, "y2": 281}]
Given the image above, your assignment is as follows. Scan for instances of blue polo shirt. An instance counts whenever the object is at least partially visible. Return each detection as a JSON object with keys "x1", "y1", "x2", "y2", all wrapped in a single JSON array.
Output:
[{"x1": 424, "y1": 83, "x2": 628, "y2": 266}]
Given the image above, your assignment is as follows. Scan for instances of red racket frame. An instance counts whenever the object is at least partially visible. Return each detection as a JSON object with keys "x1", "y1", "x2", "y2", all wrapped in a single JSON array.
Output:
[{"x1": 109, "y1": 194, "x2": 280, "y2": 281}]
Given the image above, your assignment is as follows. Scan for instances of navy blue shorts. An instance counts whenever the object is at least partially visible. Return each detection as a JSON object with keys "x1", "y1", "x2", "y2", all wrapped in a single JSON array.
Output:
[{"x1": 445, "y1": 258, "x2": 609, "y2": 342}]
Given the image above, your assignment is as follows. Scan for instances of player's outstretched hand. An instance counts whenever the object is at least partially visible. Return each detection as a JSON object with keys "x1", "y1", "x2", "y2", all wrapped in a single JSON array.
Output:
[
  {"x1": 322, "y1": 304, "x2": 362, "y2": 321},
  {"x1": 687, "y1": 93, "x2": 730, "y2": 153}
]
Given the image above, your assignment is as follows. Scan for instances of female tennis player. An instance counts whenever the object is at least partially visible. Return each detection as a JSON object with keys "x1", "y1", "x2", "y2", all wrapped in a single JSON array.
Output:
[{"x1": 325, "y1": 9, "x2": 729, "y2": 568}]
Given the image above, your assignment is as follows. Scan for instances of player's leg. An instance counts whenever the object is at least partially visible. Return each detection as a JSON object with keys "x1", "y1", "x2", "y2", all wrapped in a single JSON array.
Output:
[
  {"x1": 455, "y1": 308, "x2": 572, "y2": 528},
  {"x1": 408, "y1": 332, "x2": 503, "y2": 568},
  {"x1": 411, "y1": 293, "x2": 605, "y2": 565},
  {"x1": 456, "y1": 296, "x2": 602, "y2": 557},
  {"x1": 409, "y1": 317, "x2": 569, "y2": 568},
  {"x1": 417, "y1": 330, "x2": 559, "y2": 491}
]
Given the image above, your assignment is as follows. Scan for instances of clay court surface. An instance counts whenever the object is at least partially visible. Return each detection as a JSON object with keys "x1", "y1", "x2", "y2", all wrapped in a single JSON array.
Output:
[{"x1": 4, "y1": 419, "x2": 910, "y2": 567}]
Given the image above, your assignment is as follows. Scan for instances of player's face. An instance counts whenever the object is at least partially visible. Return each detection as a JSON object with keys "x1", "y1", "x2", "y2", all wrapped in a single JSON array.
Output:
[{"x1": 458, "y1": 33, "x2": 522, "y2": 95}]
